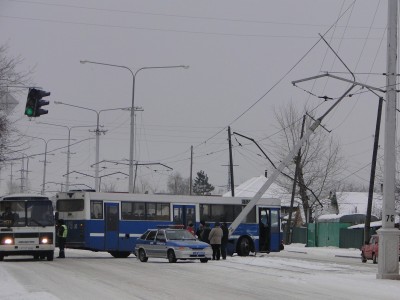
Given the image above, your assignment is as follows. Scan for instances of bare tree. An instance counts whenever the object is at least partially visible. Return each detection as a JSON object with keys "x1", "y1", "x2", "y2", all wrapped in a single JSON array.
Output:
[
  {"x1": 167, "y1": 172, "x2": 190, "y2": 195},
  {"x1": 272, "y1": 103, "x2": 346, "y2": 222},
  {"x1": 0, "y1": 44, "x2": 33, "y2": 163}
]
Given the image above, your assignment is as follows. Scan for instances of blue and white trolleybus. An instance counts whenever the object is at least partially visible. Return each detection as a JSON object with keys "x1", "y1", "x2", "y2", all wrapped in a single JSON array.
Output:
[{"x1": 55, "y1": 191, "x2": 282, "y2": 258}]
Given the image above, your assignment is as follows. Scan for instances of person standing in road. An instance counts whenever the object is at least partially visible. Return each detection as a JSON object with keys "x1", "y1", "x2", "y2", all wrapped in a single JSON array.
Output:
[
  {"x1": 196, "y1": 220, "x2": 205, "y2": 239},
  {"x1": 187, "y1": 222, "x2": 195, "y2": 236},
  {"x1": 201, "y1": 222, "x2": 211, "y2": 244},
  {"x1": 57, "y1": 219, "x2": 68, "y2": 258},
  {"x1": 220, "y1": 222, "x2": 229, "y2": 260},
  {"x1": 208, "y1": 222, "x2": 223, "y2": 260}
]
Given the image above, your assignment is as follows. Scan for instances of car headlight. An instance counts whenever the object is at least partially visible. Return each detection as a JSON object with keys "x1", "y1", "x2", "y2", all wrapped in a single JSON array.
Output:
[{"x1": 176, "y1": 246, "x2": 191, "y2": 251}]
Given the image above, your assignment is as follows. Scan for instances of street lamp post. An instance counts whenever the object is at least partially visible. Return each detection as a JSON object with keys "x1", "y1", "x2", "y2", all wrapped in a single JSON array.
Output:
[
  {"x1": 27, "y1": 137, "x2": 68, "y2": 195},
  {"x1": 80, "y1": 60, "x2": 188, "y2": 193},
  {"x1": 54, "y1": 102, "x2": 130, "y2": 191},
  {"x1": 37, "y1": 122, "x2": 98, "y2": 191}
]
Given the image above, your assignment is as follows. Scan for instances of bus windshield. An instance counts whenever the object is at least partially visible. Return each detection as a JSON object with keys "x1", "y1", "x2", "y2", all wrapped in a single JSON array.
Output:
[{"x1": 0, "y1": 200, "x2": 54, "y2": 227}]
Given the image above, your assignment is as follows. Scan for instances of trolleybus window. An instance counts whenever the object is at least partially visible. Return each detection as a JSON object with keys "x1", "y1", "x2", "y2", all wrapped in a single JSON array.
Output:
[
  {"x1": 57, "y1": 199, "x2": 84, "y2": 212},
  {"x1": 121, "y1": 201, "x2": 170, "y2": 221},
  {"x1": 200, "y1": 204, "x2": 256, "y2": 223},
  {"x1": 90, "y1": 200, "x2": 103, "y2": 219}
]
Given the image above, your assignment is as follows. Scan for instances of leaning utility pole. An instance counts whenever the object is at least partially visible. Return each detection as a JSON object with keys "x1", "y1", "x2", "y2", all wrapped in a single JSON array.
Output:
[
  {"x1": 364, "y1": 97, "x2": 383, "y2": 245},
  {"x1": 377, "y1": 0, "x2": 400, "y2": 280}
]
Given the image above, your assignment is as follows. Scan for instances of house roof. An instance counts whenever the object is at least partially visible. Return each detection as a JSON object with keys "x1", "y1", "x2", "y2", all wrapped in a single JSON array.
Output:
[{"x1": 222, "y1": 175, "x2": 301, "y2": 207}]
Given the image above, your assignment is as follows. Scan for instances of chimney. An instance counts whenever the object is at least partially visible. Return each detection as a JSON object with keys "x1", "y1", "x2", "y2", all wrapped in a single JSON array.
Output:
[{"x1": 264, "y1": 170, "x2": 268, "y2": 178}]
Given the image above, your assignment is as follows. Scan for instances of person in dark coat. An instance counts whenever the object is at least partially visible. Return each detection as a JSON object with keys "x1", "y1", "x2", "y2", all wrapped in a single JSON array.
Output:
[
  {"x1": 201, "y1": 223, "x2": 211, "y2": 244},
  {"x1": 220, "y1": 222, "x2": 229, "y2": 259},
  {"x1": 196, "y1": 220, "x2": 205, "y2": 239}
]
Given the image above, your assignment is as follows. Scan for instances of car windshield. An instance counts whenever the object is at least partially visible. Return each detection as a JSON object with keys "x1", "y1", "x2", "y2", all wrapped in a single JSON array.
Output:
[{"x1": 166, "y1": 230, "x2": 196, "y2": 240}]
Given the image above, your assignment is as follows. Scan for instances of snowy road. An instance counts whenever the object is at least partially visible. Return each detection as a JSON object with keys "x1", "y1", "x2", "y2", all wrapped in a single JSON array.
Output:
[{"x1": 1, "y1": 245, "x2": 399, "y2": 300}]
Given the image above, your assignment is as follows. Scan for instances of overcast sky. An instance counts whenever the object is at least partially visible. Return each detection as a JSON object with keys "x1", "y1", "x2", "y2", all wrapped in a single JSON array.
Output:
[{"x1": 0, "y1": 0, "x2": 394, "y2": 195}]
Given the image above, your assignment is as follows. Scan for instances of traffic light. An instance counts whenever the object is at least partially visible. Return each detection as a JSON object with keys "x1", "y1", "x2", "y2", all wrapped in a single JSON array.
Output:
[{"x1": 25, "y1": 88, "x2": 50, "y2": 117}]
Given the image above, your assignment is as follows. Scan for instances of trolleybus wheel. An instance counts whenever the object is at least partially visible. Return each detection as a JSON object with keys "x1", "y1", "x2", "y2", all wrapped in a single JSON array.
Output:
[
  {"x1": 109, "y1": 251, "x2": 131, "y2": 258},
  {"x1": 167, "y1": 250, "x2": 177, "y2": 263},
  {"x1": 237, "y1": 237, "x2": 251, "y2": 257},
  {"x1": 138, "y1": 249, "x2": 148, "y2": 262}
]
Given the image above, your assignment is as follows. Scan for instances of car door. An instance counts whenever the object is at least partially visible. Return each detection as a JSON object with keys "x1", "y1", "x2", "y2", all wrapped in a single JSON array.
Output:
[
  {"x1": 142, "y1": 230, "x2": 157, "y2": 256},
  {"x1": 153, "y1": 230, "x2": 168, "y2": 258}
]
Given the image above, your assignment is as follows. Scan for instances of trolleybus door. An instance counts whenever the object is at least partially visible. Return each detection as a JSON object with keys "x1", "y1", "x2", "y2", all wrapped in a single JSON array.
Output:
[
  {"x1": 258, "y1": 207, "x2": 271, "y2": 252},
  {"x1": 172, "y1": 204, "x2": 195, "y2": 228},
  {"x1": 105, "y1": 203, "x2": 119, "y2": 250}
]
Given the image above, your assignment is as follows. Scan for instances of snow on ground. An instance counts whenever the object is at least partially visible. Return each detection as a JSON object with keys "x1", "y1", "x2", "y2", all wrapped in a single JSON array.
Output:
[{"x1": 0, "y1": 244, "x2": 399, "y2": 300}]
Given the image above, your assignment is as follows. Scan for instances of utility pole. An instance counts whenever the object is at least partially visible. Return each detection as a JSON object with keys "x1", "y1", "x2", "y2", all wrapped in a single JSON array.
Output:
[
  {"x1": 364, "y1": 97, "x2": 383, "y2": 245},
  {"x1": 190, "y1": 145, "x2": 193, "y2": 195},
  {"x1": 286, "y1": 115, "x2": 306, "y2": 244},
  {"x1": 228, "y1": 126, "x2": 235, "y2": 196},
  {"x1": 377, "y1": 0, "x2": 400, "y2": 280}
]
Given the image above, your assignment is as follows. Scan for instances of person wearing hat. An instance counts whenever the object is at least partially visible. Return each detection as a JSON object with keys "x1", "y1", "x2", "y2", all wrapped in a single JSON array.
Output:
[
  {"x1": 208, "y1": 222, "x2": 223, "y2": 260},
  {"x1": 56, "y1": 219, "x2": 68, "y2": 258}
]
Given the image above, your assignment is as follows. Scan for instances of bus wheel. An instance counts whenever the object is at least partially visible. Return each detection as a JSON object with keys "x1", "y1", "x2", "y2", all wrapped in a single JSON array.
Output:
[
  {"x1": 33, "y1": 254, "x2": 40, "y2": 260},
  {"x1": 47, "y1": 251, "x2": 54, "y2": 261},
  {"x1": 237, "y1": 237, "x2": 251, "y2": 257},
  {"x1": 138, "y1": 249, "x2": 148, "y2": 262},
  {"x1": 167, "y1": 250, "x2": 177, "y2": 263}
]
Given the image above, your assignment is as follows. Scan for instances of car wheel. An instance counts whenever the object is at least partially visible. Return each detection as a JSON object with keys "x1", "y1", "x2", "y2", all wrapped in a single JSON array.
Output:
[
  {"x1": 361, "y1": 252, "x2": 367, "y2": 263},
  {"x1": 200, "y1": 258, "x2": 208, "y2": 263},
  {"x1": 237, "y1": 237, "x2": 251, "y2": 257},
  {"x1": 167, "y1": 250, "x2": 177, "y2": 263},
  {"x1": 372, "y1": 253, "x2": 378, "y2": 264},
  {"x1": 138, "y1": 249, "x2": 148, "y2": 262}
]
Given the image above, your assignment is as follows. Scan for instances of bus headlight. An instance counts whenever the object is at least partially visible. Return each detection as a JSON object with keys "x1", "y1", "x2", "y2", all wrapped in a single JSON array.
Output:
[
  {"x1": 2, "y1": 237, "x2": 13, "y2": 245},
  {"x1": 41, "y1": 237, "x2": 49, "y2": 244}
]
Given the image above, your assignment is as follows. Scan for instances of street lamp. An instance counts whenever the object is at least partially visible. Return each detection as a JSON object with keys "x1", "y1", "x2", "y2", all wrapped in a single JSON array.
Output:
[
  {"x1": 80, "y1": 59, "x2": 189, "y2": 193},
  {"x1": 54, "y1": 101, "x2": 130, "y2": 191},
  {"x1": 36, "y1": 122, "x2": 98, "y2": 191}
]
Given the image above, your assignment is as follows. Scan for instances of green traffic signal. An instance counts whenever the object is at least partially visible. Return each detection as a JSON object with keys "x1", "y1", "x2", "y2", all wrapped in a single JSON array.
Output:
[
  {"x1": 25, "y1": 107, "x2": 34, "y2": 117},
  {"x1": 24, "y1": 88, "x2": 50, "y2": 118}
]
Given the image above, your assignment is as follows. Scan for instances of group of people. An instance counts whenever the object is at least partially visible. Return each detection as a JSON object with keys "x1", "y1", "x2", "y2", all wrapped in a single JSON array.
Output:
[{"x1": 188, "y1": 221, "x2": 229, "y2": 260}]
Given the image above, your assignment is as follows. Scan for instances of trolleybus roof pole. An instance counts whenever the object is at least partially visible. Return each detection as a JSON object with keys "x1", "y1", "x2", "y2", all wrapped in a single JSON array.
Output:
[{"x1": 228, "y1": 84, "x2": 356, "y2": 237}]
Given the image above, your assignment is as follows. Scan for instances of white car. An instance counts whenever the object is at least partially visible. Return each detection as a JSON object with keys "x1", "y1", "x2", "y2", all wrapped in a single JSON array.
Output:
[{"x1": 135, "y1": 228, "x2": 212, "y2": 263}]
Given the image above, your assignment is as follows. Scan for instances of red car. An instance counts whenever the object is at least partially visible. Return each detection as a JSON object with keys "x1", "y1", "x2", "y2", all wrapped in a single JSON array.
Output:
[
  {"x1": 361, "y1": 235, "x2": 379, "y2": 264},
  {"x1": 361, "y1": 234, "x2": 400, "y2": 264}
]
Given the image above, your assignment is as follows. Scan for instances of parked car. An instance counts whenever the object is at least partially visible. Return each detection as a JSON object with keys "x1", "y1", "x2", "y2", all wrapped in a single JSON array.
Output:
[
  {"x1": 361, "y1": 234, "x2": 400, "y2": 264},
  {"x1": 135, "y1": 227, "x2": 212, "y2": 263}
]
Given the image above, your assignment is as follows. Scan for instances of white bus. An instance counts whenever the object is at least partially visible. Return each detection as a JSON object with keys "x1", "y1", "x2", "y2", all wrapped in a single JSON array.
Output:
[
  {"x1": 55, "y1": 191, "x2": 282, "y2": 258},
  {"x1": 0, "y1": 194, "x2": 55, "y2": 261}
]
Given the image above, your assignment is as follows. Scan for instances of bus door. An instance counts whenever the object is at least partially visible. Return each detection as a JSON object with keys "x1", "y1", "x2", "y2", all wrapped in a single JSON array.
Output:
[
  {"x1": 172, "y1": 204, "x2": 195, "y2": 228},
  {"x1": 104, "y1": 203, "x2": 119, "y2": 250},
  {"x1": 258, "y1": 207, "x2": 271, "y2": 252}
]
